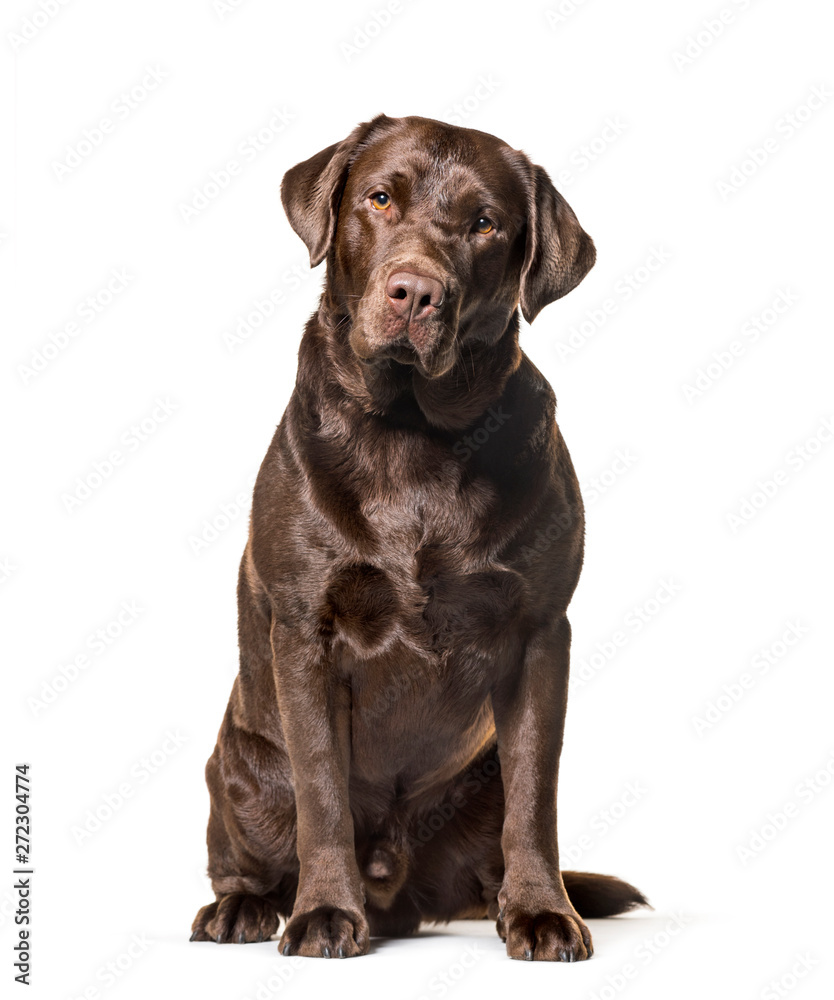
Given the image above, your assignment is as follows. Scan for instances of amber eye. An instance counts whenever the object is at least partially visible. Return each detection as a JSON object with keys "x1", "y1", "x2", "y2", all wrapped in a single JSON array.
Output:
[
  {"x1": 370, "y1": 192, "x2": 391, "y2": 210},
  {"x1": 474, "y1": 217, "x2": 494, "y2": 234}
]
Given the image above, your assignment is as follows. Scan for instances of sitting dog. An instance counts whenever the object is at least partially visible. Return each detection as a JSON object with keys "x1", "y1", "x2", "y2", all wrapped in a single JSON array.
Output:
[{"x1": 191, "y1": 114, "x2": 646, "y2": 961}]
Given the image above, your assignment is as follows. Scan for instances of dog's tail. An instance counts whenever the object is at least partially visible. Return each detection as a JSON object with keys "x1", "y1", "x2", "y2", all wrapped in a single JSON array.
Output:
[{"x1": 562, "y1": 871, "x2": 650, "y2": 918}]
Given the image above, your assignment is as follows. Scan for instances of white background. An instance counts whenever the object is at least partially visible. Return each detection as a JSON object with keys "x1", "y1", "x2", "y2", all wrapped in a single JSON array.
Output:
[{"x1": 3, "y1": 0, "x2": 833, "y2": 997}]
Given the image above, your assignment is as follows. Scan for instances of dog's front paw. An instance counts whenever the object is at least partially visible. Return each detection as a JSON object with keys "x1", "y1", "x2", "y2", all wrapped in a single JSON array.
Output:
[
  {"x1": 497, "y1": 905, "x2": 592, "y2": 962},
  {"x1": 190, "y1": 893, "x2": 279, "y2": 943},
  {"x1": 279, "y1": 905, "x2": 369, "y2": 958}
]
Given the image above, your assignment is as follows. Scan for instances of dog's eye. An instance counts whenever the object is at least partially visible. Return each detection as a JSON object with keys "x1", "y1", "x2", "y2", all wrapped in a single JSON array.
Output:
[
  {"x1": 474, "y1": 217, "x2": 494, "y2": 235},
  {"x1": 370, "y1": 192, "x2": 391, "y2": 210}
]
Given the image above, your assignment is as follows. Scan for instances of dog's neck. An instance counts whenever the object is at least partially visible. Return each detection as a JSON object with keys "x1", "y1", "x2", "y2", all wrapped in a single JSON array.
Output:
[{"x1": 306, "y1": 301, "x2": 523, "y2": 433}]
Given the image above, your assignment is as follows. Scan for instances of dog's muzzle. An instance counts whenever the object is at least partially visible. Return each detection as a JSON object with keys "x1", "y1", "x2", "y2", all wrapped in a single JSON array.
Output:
[{"x1": 350, "y1": 266, "x2": 459, "y2": 377}]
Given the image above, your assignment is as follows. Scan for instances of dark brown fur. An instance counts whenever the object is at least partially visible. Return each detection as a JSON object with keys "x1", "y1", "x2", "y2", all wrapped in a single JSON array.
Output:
[{"x1": 191, "y1": 114, "x2": 647, "y2": 961}]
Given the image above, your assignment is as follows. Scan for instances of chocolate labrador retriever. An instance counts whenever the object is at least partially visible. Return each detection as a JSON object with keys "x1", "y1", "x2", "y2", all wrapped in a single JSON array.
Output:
[{"x1": 191, "y1": 114, "x2": 646, "y2": 961}]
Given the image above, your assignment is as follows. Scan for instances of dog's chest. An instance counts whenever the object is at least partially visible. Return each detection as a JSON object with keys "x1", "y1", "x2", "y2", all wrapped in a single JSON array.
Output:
[
  {"x1": 327, "y1": 480, "x2": 526, "y2": 663},
  {"x1": 356, "y1": 457, "x2": 495, "y2": 554}
]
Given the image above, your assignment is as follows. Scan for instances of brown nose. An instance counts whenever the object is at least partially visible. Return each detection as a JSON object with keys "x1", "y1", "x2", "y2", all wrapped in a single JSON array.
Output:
[{"x1": 386, "y1": 271, "x2": 445, "y2": 322}]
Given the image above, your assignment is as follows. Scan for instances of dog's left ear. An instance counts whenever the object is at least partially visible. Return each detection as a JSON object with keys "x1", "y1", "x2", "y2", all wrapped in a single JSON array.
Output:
[
  {"x1": 281, "y1": 115, "x2": 393, "y2": 268},
  {"x1": 519, "y1": 163, "x2": 596, "y2": 324}
]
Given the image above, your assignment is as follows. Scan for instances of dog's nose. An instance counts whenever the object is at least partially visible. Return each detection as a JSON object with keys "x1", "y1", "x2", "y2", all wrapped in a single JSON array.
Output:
[{"x1": 386, "y1": 271, "x2": 445, "y2": 322}]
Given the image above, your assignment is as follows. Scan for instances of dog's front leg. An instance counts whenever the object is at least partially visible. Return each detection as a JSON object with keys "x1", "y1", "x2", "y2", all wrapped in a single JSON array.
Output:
[
  {"x1": 492, "y1": 615, "x2": 592, "y2": 962},
  {"x1": 272, "y1": 623, "x2": 368, "y2": 958}
]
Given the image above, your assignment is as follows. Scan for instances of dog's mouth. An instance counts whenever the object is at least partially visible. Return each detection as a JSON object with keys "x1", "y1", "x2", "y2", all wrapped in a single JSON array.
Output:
[
  {"x1": 359, "y1": 342, "x2": 418, "y2": 367},
  {"x1": 354, "y1": 336, "x2": 458, "y2": 379},
  {"x1": 349, "y1": 312, "x2": 460, "y2": 378}
]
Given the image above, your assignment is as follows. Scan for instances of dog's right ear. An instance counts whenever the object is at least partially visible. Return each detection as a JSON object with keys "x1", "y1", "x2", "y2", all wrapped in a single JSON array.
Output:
[{"x1": 281, "y1": 115, "x2": 392, "y2": 268}]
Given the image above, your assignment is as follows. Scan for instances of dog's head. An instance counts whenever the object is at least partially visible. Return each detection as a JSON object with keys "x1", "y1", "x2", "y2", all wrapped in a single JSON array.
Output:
[{"x1": 281, "y1": 114, "x2": 595, "y2": 380}]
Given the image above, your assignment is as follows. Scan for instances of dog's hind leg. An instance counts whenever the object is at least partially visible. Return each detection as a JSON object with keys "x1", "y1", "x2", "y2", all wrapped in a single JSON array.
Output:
[
  {"x1": 190, "y1": 706, "x2": 301, "y2": 942},
  {"x1": 192, "y1": 551, "x2": 300, "y2": 943}
]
